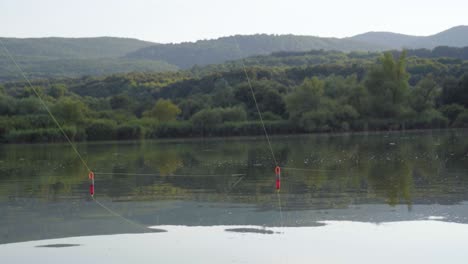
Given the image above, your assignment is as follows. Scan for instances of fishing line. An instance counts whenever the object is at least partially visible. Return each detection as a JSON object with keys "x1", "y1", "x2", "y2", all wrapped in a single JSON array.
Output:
[
  {"x1": 94, "y1": 172, "x2": 246, "y2": 177},
  {"x1": 231, "y1": 37, "x2": 286, "y2": 237},
  {"x1": 0, "y1": 39, "x2": 158, "y2": 232},
  {"x1": 0, "y1": 39, "x2": 92, "y2": 173},
  {"x1": 282, "y1": 167, "x2": 347, "y2": 172},
  {"x1": 92, "y1": 196, "x2": 154, "y2": 232},
  {"x1": 232, "y1": 37, "x2": 278, "y2": 167}
]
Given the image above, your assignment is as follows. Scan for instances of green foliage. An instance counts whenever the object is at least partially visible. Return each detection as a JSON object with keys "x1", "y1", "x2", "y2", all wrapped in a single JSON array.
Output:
[
  {"x1": 0, "y1": 95, "x2": 16, "y2": 115},
  {"x1": 16, "y1": 97, "x2": 43, "y2": 115},
  {"x1": 440, "y1": 104, "x2": 465, "y2": 123},
  {"x1": 365, "y1": 52, "x2": 410, "y2": 118},
  {"x1": 441, "y1": 74, "x2": 468, "y2": 108},
  {"x1": 286, "y1": 77, "x2": 325, "y2": 120},
  {"x1": 85, "y1": 120, "x2": 117, "y2": 141},
  {"x1": 110, "y1": 94, "x2": 133, "y2": 110},
  {"x1": 51, "y1": 98, "x2": 88, "y2": 125},
  {"x1": 406, "y1": 109, "x2": 449, "y2": 129},
  {"x1": 117, "y1": 124, "x2": 143, "y2": 140},
  {"x1": 453, "y1": 110, "x2": 468, "y2": 128},
  {"x1": 1, "y1": 47, "x2": 468, "y2": 143},
  {"x1": 219, "y1": 107, "x2": 247, "y2": 122},
  {"x1": 410, "y1": 77, "x2": 440, "y2": 113},
  {"x1": 143, "y1": 99, "x2": 181, "y2": 122},
  {"x1": 191, "y1": 109, "x2": 222, "y2": 132},
  {"x1": 48, "y1": 84, "x2": 67, "y2": 98},
  {"x1": 4, "y1": 126, "x2": 84, "y2": 143}
]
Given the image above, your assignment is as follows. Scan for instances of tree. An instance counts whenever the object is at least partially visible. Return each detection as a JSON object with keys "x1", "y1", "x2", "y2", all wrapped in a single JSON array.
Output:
[
  {"x1": 439, "y1": 104, "x2": 464, "y2": 124},
  {"x1": 110, "y1": 94, "x2": 132, "y2": 110},
  {"x1": 441, "y1": 74, "x2": 468, "y2": 108},
  {"x1": 365, "y1": 51, "x2": 410, "y2": 118},
  {"x1": 52, "y1": 98, "x2": 88, "y2": 124},
  {"x1": 0, "y1": 96, "x2": 15, "y2": 115},
  {"x1": 191, "y1": 109, "x2": 222, "y2": 130},
  {"x1": 48, "y1": 84, "x2": 67, "y2": 99},
  {"x1": 286, "y1": 77, "x2": 324, "y2": 120},
  {"x1": 409, "y1": 76, "x2": 440, "y2": 113},
  {"x1": 144, "y1": 99, "x2": 181, "y2": 122},
  {"x1": 219, "y1": 107, "x2": 247, "y2": 122}
]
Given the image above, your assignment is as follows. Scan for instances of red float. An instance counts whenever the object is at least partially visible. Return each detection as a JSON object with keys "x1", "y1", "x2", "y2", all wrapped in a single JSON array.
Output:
[
  {"x1": 89, "y1": 171, "x2": 95, "y2": 196},
  {"x1": 275, "y1": 166, "x2": 281, "y2": 190},
  {"x1": 89, "y1": 184, "x2": 95, "y2": 196}
]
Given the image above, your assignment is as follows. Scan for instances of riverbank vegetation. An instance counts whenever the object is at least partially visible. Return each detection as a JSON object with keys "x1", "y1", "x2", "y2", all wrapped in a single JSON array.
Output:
[{"x1": 1, "y1": 48, "x2": 467, "y2": 143}]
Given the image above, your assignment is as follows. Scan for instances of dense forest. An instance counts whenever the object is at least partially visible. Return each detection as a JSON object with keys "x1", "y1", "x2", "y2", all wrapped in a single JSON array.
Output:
[{"x1": 1, "y1": 48, "x2": 467, "y2": 143}]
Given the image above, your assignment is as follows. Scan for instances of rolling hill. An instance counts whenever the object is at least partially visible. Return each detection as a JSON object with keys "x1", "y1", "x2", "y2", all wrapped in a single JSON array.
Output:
[
  {"x1": 349, "y1": 25, "x2": 468, "y2": 49},
  {"x1": 0, "y1": 37, "x2": 156, "y2": 59},
  {"x1": 124, "y1": 34, "x2": 384, "y2": 68},
  {"x1": 0, "y1": 37, "x2": 178, "y2": 82},
  {"x1": 1, "y1": 26, "x2": 468, "y2": 82}
]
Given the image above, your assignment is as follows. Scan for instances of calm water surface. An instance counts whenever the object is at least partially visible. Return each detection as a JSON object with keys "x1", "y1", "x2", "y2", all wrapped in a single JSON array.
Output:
[{"x1": 1, "y1": 130, "x2": 468, "y2": 263}]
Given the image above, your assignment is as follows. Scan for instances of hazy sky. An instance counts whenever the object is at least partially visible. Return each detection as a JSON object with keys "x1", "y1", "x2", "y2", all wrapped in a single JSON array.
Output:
[{"x1": 1, "y1": 0, "x2": 467, "y2": 43}]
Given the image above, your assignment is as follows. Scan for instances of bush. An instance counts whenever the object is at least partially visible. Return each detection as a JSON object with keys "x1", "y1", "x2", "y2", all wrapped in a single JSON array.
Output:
[
  {"x1": 453, "y1": 110, "x2": 468, "y2": 128},
  {"x1": 406, "y1": 109, "x2": 449, "y2": 129},
  {"x1": 0, "y1": 95, "x2": 16, "y2": 115},
  {"x1": 85, "y1": 120, "x2": 117, "y2": 141},
  {"x1": 219, "y1": 107, "x2": 247, "y2": 122},
  {"x1": 117, "y1": 124, "x2": 143, "y2": 140},
  {"x1": 146, "y1": 121, "x2": 193, "y2": 138},
  {"x1": 4, "y1": 126, "x2": 84, "y2": 143},
  {"x1": 191, "y1": 109, "x2": 222, "y2": 135},
  {"x1": 16, "y1": 97, "x2": 43, "y2": 115},
  {"x1": 440, "y1": 104, "x2": 464, "y2": 124},
  {"x1": 299, "y1": 110, "x2": 333, "y2": 132},
  {"x1": 262, "y1": 111, "x2": 282, "y2": 121}
]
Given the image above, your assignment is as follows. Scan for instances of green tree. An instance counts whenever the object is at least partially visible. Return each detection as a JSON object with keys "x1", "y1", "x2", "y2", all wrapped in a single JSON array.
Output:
[
  {"x1": 0, "y1": 96, "x2": 16, "y2": 115},
  {"x1": 110, "y1": 94, "x2": 132, "y2": 110},
  {"x1": 440, "y1": 104, "x2": 465, "y2": 124},
  {"x1": 219, "y1": 106, "x2": 247, "y2": 122},
  {"x1": 441, "y1": 74, "x2": 468, "y2": 108},
  {"x1": 48, "y1": 84, "x2": 67, "y2": 99},
  {"x1": 144, "y1": 99, "x2": 181, "y2": 122},
  {"x1": 52, "y1": 98, "x2": 88, "y2": 124},
  {"x1": 410, "y1": 76, "x2": 440, "y2": 113},
  {"x1": 365, "y1": 51, "x2": 409, "y2": 118},
  {"x1": 286, "y1": 77, "x2": 324, "y2": 120},
  {"x1": 191, "y1": 109, "x2": 222, "y2": 131}
]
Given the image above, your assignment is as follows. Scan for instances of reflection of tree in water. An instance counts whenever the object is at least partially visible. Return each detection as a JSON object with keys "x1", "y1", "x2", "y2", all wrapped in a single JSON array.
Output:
[
  {"x1": 367, "y1": 160, "x2": 413, "y2": 207},
  {"x1": 144, "y1": 149, "x2": 182, "y2": 176},
  {"x1": 0, "y1": 130, "x2": 467, "y2": 207}
]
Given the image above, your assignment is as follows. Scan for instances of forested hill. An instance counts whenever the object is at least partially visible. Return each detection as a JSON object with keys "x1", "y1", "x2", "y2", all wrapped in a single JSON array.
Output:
[
  {"x1": 124, "y1": 34, "x2": 384, "y2": 68},
  {"x1": 349, "y1": 26, "x2": 468, "y2": 49},
  {"x1": 0, "y1": 37, "x2": 155, "y2": 59},
  {"x1": 2, "y1": 26, "x2": 468, "y2": 81},
  {"x1": 0, "y1": 37, "x2": 178, "y2": 82}
]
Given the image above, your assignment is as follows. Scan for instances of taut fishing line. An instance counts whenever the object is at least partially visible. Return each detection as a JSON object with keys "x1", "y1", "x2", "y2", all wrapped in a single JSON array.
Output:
[
  {"x1": 231, "y1": 37, "x2": 286, "y2": 235},
  {"x1": 0, "y1": 39, "x2": 155, "y2": 232}
]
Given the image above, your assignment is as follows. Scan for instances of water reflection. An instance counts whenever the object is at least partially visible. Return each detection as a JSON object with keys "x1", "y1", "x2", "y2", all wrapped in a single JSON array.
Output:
[{"x1": 0, "y1": 129, "x2": 467, "y2": 244}]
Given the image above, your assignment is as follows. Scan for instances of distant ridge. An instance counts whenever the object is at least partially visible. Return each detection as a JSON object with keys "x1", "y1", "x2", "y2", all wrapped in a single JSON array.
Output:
[
  {"x1": 124, "y1": 34, "x2": 383, "y2": 68},
  {"x1": 0, "y1": 36, "x2": 156, "y2": 59},
  {"x1": 348, "y1": 25, "x2": 468, "y2": 49},
  {"x1": 1, "y1": 26, "x2": 468, "y2": 81}
]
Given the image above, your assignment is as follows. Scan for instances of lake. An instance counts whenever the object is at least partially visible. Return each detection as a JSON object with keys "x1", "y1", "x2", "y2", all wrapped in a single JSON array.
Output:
[{"x1": 1, "y1": 129, "x2": 468, "y2": 263}]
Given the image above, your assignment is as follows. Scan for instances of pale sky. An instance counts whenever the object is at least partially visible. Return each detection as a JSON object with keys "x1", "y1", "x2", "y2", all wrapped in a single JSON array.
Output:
[{"x1": 1, "y1": 0, "x2": 467, "y2": 43}]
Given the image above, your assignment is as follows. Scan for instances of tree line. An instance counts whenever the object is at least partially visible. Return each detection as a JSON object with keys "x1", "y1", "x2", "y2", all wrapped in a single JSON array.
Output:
[{"x1": 0, "y1": 50, "x2": 467, "y2": 143}]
